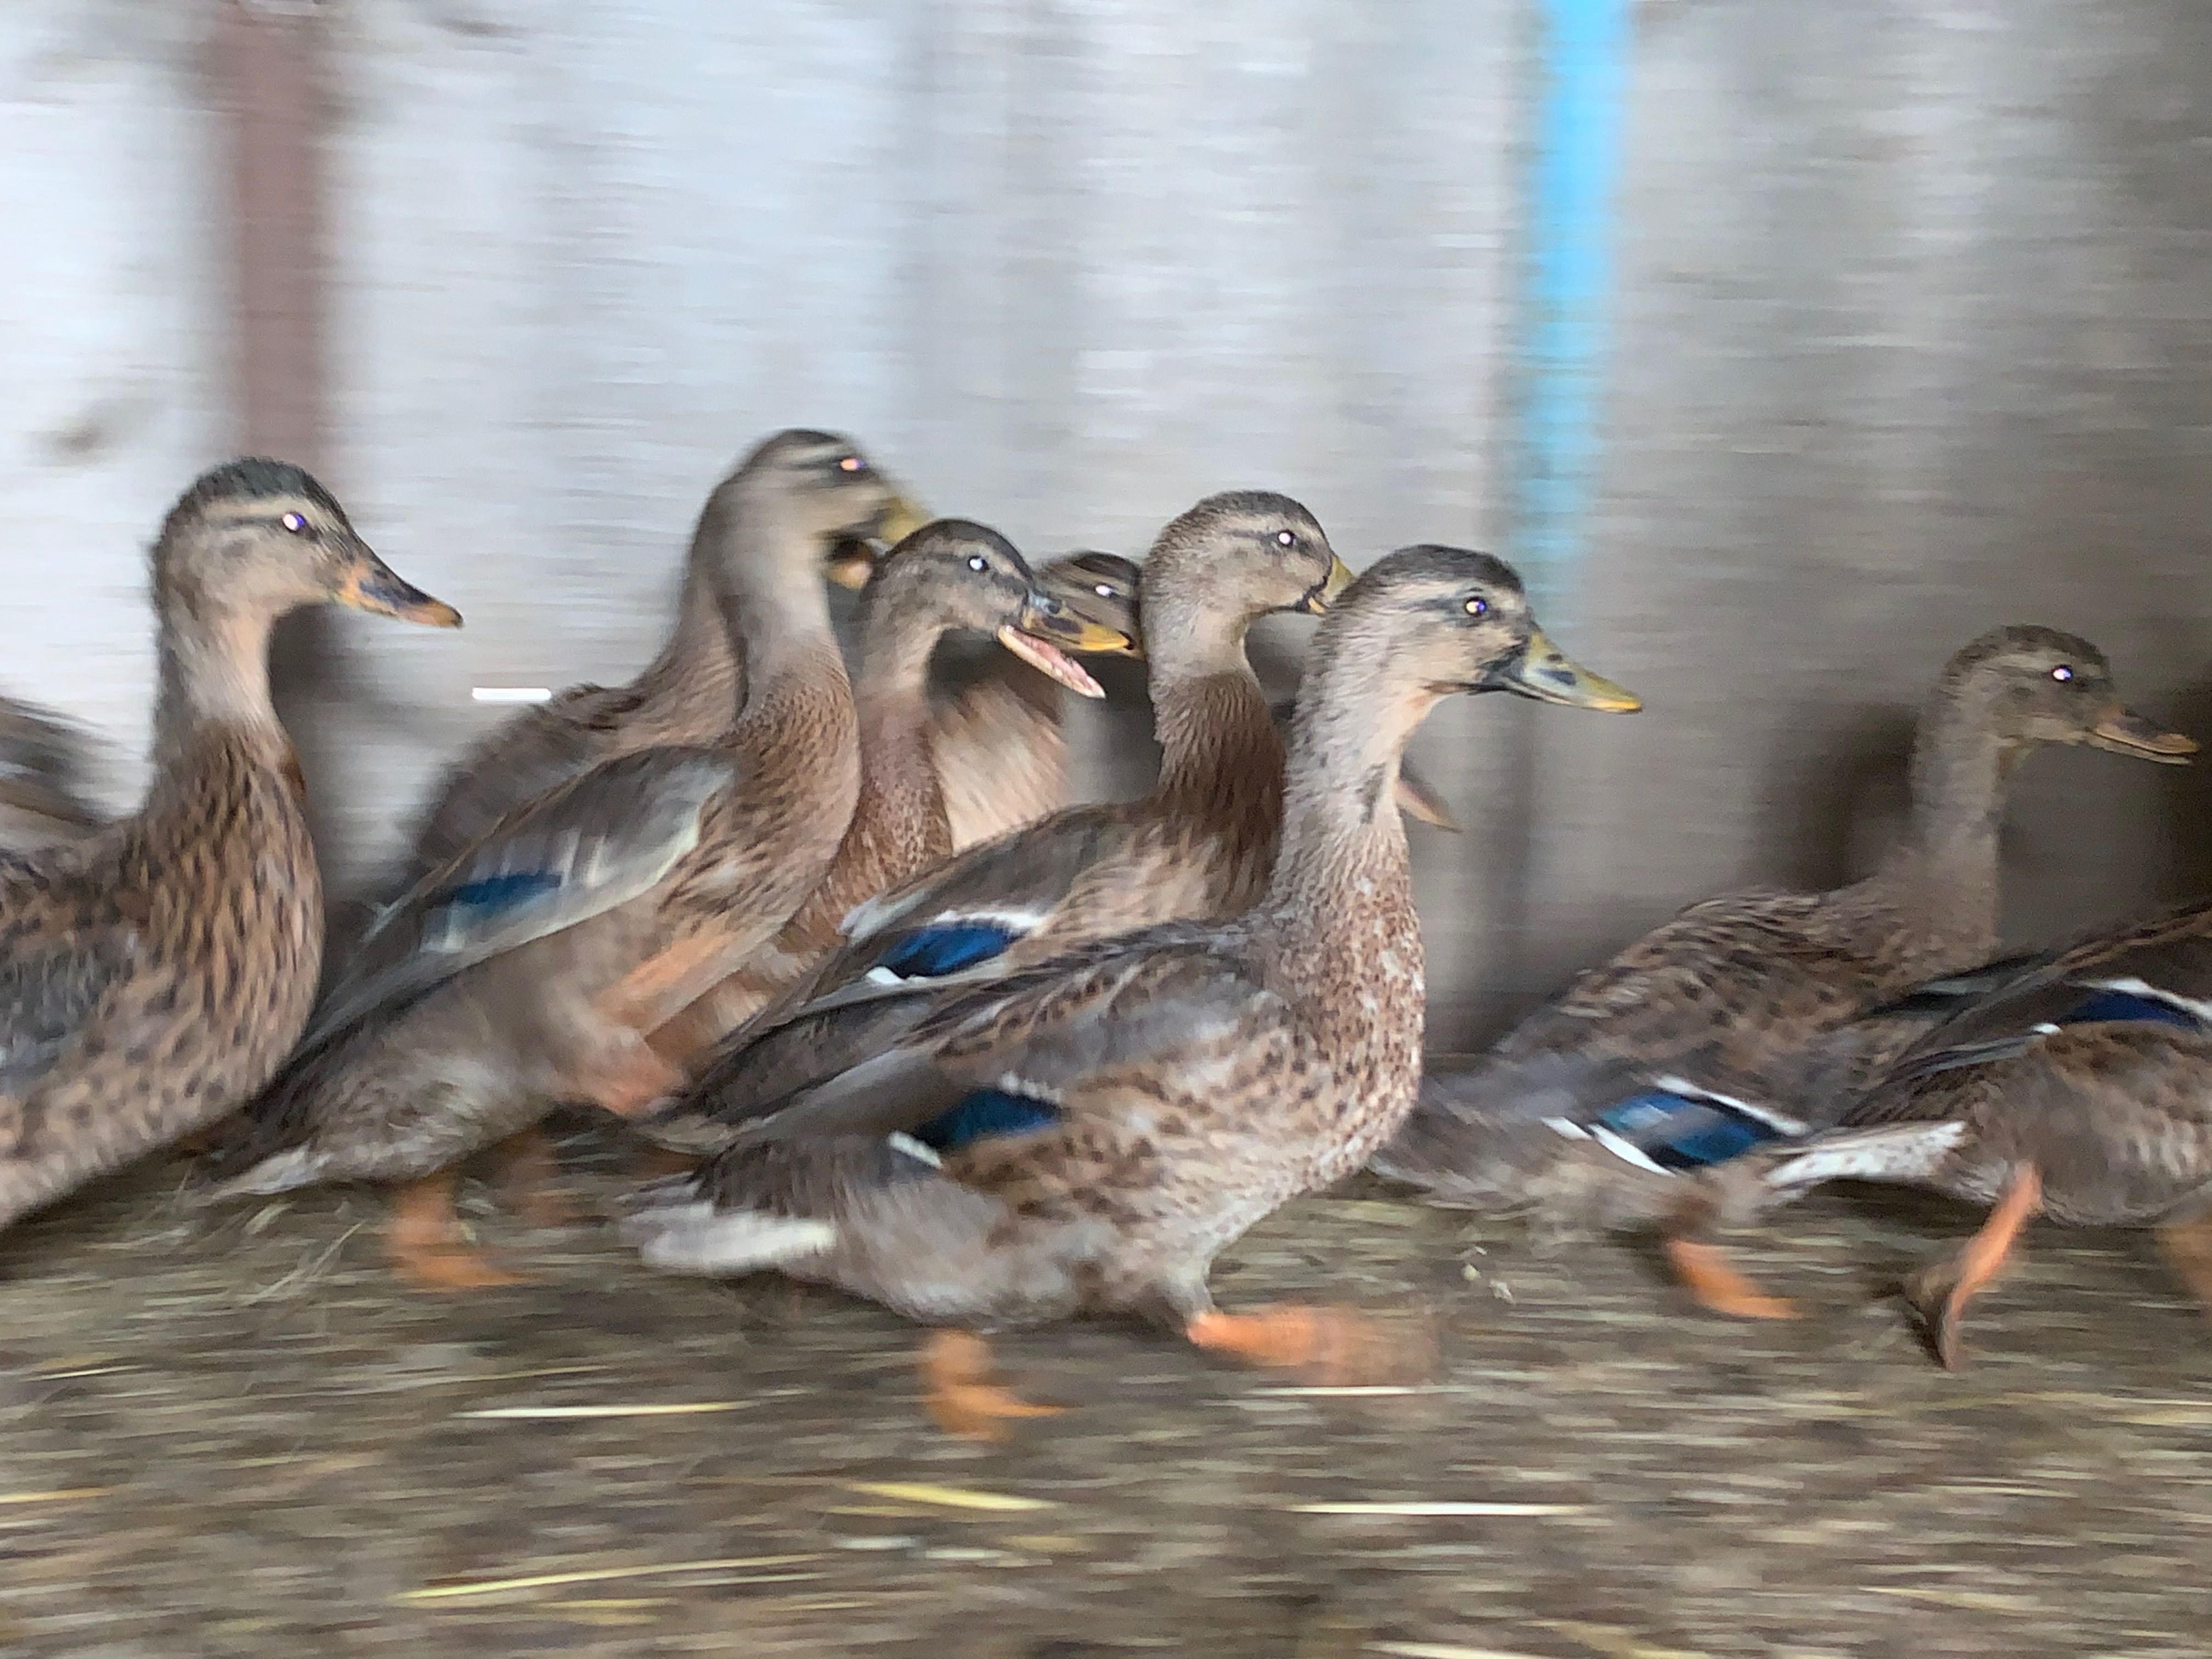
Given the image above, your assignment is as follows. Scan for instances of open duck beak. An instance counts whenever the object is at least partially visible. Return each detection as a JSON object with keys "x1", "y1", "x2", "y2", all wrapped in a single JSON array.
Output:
[
  {"x1": 996, "y1": 591, "x2": 1130, "y2": 698},
  {"x1": 2086, "y1": 704, "x2": 2197, "y2": 764},
  {"x1": 1494, "y1": 627, "x2": 1640, "y2": 712},
  {"x1": 331, "y1": 543, "x2": 462, "y2": 628},
  {"x1": 1297, "y1": 554, "x2": 1358, "y2": 615}
]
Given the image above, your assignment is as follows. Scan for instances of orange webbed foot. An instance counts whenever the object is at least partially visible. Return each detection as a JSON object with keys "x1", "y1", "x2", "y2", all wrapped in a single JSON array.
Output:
[
  {"x1": 918, "y1": 1330, "x2": 1063, "y2": 1442},
  {"x1": 1663, "y1": 1238, "x2": 1799, "y2": 1321},
  {"x1": 1905, "y1": 1162, "x2": 2040, "y2": 1369},
  {"x1": 1184, "y1": 1302, "x2": 1430, "y2": 1386},
  {"x1": 387, "y1": 1172, "x2": 527, "y2": 1293}
]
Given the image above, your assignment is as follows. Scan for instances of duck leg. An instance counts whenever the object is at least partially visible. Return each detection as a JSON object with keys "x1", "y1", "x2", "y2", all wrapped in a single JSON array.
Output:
[
  {"x1": 917, "y1": 1330, "x2": 1063, "y2": 1442},
  {"x1": 487, "y1": 1128, "x2": 578, "y2": 1228},
  {"x1": 2152, "y1": 1211, "x2": 2212, "y2": 1321},
  {"x1": 1662, "y1": 1238, "x2": 1798, "y2": 1321},
  {"x1": 574, "y1": 1036, "x2": 688, "y2": 1121},
  {"x1": 1184, "y1": 1303, "x2": 1425, "y2": 1386},
  {"x1": 1905, "y1": 1161, "x2": 2041, "y2": 1370},
  {"x1": 387, "y1": 1170, "x2": 523, "y2": 1291}
]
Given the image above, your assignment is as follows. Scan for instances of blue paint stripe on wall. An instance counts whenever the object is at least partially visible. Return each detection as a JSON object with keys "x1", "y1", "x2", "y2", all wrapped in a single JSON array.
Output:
[{"x1": 1512, "y1": 0, "x2": 1631, "y2": 612}]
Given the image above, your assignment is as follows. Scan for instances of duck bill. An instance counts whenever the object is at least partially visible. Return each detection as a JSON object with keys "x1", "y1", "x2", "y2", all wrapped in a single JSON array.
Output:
[
  {"x1": 331, "y1": 545, "x2": 462, "y2": 628},
  {"x1": 873, "y1": 493, "x2": 932, "y2": 549},
  {"x1": 1493, "y1": 627, "x2": 1640, "y2": 712},
  {"x1": 997, "y1": 592, "x2": 1128, "y2": 698},
  {"x1": 823, "y1": 538, "x2": 877, "y2": 591},
  {"x1": 2087, "y1": 704, "x2": 2197, "y2": 764},
  {"x1": 1296, "y1": 554, "x2": 1358, "y2": 615}
]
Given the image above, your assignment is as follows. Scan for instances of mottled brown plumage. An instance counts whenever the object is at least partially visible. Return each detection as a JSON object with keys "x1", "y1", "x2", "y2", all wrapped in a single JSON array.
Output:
[
  {"x1": 1672, "y1": 894, "x2": 2212, "y2": 1361},
  {"x1": 640, "y1": 490, "x2": 1355, "y2": 1153},
  {"x1": 645, "y1": 528, "x2": 1135, "y2": 1064},
  {"x1": 199, "y1": 433, "x2": 914, "y2": 1286},
  {"x1": 930, "y1": 551, "x2": 1142, "y2": 851},
  {"x1": 1372, "y1": 626, "x2": 2192, "y2": 1235},
  {"x1": 0, "y1": 696, "x2": 101, "y2": 856},
  {"x1": 364, "y1": 429, "x2": 925, "y2": 908},
  {"x1": 0, "y1": 458, "x2": 459, "y2": 1233},
  {"x1": 623, "y1": 545, "x2": 1638, "y2": 1431}
]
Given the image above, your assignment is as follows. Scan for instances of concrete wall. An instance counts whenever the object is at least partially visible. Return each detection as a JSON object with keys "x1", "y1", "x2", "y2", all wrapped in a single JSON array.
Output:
[{"x1": 4, "y1": 1, "x2": 2209, "y2": 1046}]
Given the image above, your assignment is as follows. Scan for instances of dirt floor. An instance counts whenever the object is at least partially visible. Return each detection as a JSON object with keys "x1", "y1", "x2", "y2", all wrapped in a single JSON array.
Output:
[{"x1": 0, "y1": 1120, "x2": 2205, "y2": 1658}]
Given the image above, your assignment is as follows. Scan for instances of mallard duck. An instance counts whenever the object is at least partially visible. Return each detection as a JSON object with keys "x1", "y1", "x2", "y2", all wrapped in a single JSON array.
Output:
[
  {"x1": 638, "y1": 490, "x2": 1355, "y2": 1151},
  {"x1": 644, "y1": 529, "x2": 1137, "y2": 1066},
  {"x1": 926, "y1": 550, "x2": 1458, "y2": 848},
  {"x1": 0, "y1": 696, "x2": 101, "y2": 855},
  {"x1": 198, "y1": 500, "x2": 1105, "y2": 1290},
  {"x1": 1661, "y1": 890, "x2": 2212, "y2": 1359},
  {"x1": 1372, "y1": 626, "x2": 2194, "y2": 1282},
  {"x1": 0, "y1": 459, "x2": 458, "y2": 1231},
  {"x1": 369, "y1": 429, "x2": 924, "y2": 904},
  {"x1": 930, "y1": 551, "x2": 1143, "y2": 851},
  {"x1": 623, "y1": 544, "x2": 1639, "y2": 1437}
]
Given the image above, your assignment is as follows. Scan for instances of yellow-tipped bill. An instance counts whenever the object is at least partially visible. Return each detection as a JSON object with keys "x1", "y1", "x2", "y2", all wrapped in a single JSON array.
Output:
[
  {"x1": 1297, "y1": 554, "x2": 1358, "y2": 615},
  {"x1": 996, "y1": 591, "x2": 1133, "y2": 699},
  {"x1": 2087, "y1": 704, "x2": 2197, "y2": 764},
  {"x1": 1499, "y1": 627, "x2": 1639, "y2": 712},
  {"x1": 332, "y1": 545, "x2": 462, "y2": 628}
]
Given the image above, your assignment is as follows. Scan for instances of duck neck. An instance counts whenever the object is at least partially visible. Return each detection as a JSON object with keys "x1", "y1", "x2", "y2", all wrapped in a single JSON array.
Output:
[
  {"x1": 1265, "y1": 664, "x2": 1434, "y2": 942},
  {"x1": 848, "y1": 595, "x2": 954, "y2": 860},
  {"x1": 150, "y1": 597, "x2": 287, "y2": 766},
  {"x1": 1870, "y1": 679, "x2": 2013, "y2": 952},
  {"x1": 714, "y1": 496, "x2": 854, "y2": 764},
  {"x1": 630, "y1": 555, "x2": 741, "y2": 730},
  {"x1": 1145, "y1": 612, "x2": 1283, "y2": 813}
]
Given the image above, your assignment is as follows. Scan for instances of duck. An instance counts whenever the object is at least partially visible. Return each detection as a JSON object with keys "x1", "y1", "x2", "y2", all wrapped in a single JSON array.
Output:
[
  {"x1": 637, "y1": 490, "x2": 1357, "y2": 1152},
  {"x1": 1660, "y1": 888, "x2": 2212, "y2": 1361},
  {"x1": 1370, "y1": 626, "x2": 2196, "y2": 1290},
  {"x1": 0, "y1": 695, "x2": 102, "y2": 855},
  {"x1": 925, "y1": 549, "x2": 1458, "y2": 849},
  {"x1": 365, "y1": 429, "x2": 924, "y2": 907},
  {"x1": 929, "y1": 550, "x2": 1143, "y2": 851},
  {"x1": 643, "y1": 530, "x2": 1137, "y2": 1067},
  {"x1": 0, "y1": 459, "x2": 459, "y2": 1232},
  {"x1": 196, "y1": 500, "x2": 1104, "y2": 1290},
  {"x1": 622, "y1": 543, "x2": 1640, "y2": 1438}
]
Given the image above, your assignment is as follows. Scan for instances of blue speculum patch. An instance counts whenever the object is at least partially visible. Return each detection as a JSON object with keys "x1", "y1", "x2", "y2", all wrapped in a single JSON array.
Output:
[
  {"x1": 440, "y1": 869, "x2": 563, "y2": 913},
  {"x1": 1593, "y1": 1090, "x2": 1787, "y2": 1173},
  {"x1": 2058, "y1": 989, "x2": 2202, "y2": 1031},
  {"x1": 877, "y1": 921, "x2": 1023, "y2": 979},
  {"x1": 912, "y1": 1088, "x2": 1060, "y2": 1154}
]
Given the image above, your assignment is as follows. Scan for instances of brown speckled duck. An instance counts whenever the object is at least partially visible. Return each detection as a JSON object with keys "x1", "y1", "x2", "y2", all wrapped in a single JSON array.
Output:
[
  {"x1": 645, "y1": 528, "x2": 1136, "y2": 1066},
  {"x1": 369, "y1": 429, "x2": 923, "y2": 904},
  {"x1": 0, "y1": 459, "x2": 458, "y2": 1232},
  {"x1": 198, "y1": 504, "x2": 1108, "y2": 1290},
  {"x1": 0, "y1": 695, "x2": 101, "y2": 855},
  {"x1": 929, "y1": 550, "x2": 1143, "y2": 851},
  {"x1": 622, "y1": 545, "x2": 1639, "y2": 1437},
  {"x1": 639, "y1": 490, "x2": 1356, "y2": 1152},
  {"x1": 1663, "y1": 892, "x2": 2212, "y2": 1361},
  {"x1": 923, "y1": 549, "x2": 1457, "y2": 849},
  {"x1": 1372, "y1": 627, "x2": 2193, "y2": 1298}
]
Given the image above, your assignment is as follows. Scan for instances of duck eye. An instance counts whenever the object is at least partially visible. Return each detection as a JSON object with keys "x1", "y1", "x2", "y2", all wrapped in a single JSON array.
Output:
[
  {"x1": 1274, "y1": 530, "x2": 1295, "y2": 549},
  {"x1": 967, "y1": 555, "x2": 988, "y2": 573},
  {"x1": 1093, "y1": 583, "x2": 1115, "y2": 599},
  {"x1": 2051, "y1": 664, "x2": 2075, "y2": 683},
  {"x1": 1464, "y1": 596, "x2": 1489, "y2": 617},
  {"x1": 837, "y1": 455, "x2": 866, "y2": 474},
  {"x1": 280, "y1": 511, "x2": 308, "y2": 534}
]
